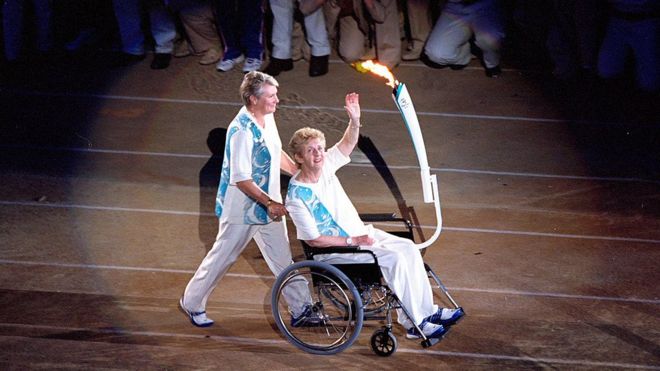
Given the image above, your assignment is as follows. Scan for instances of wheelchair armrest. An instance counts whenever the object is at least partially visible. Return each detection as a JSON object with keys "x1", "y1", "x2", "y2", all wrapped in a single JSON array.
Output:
[
  {"x1": 358, "y1": 213, "x2": 414, "y2": 241},
  {"x1": 359, "y1": 213, "x2": 398, "y2": 222},
  {"x1": 302, "y1": 242, "x2": 379, "y2": 265},
  {"x1": 307, "y1": 246, "x2": 362, "y2": 254}
]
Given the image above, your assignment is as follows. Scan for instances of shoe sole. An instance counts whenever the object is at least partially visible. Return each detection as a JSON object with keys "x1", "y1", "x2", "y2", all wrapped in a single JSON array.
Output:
[
  {"x1": 242, "y1": 63, "x2": 262, "y2": 73},
  {"x1": 443, "y1": 313, "x2": 465, "y2": 327},
  {"x1": 427, "y1": 307, "x2": 466, "y2": 327},
  {"x1": 216, "y1": 55, "x2": 245, "y2": 72},
  {"x1": 440, "y1": 308, "x2": 466, "y2": 327},
  {"x1": 406, "y1": 325, "x2": 451, "y2": 340},
  {"x1": 178, "y1": 297, "x2": 214, "y2": 328}
]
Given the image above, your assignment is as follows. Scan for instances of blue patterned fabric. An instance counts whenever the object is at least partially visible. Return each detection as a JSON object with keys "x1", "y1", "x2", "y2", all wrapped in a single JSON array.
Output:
[
  {"x1": 287, "y1": 184, "x2": 348, "y2": 237},
  {"x1": 215, "y1": 112, "x2": 272, "y2": 224}
]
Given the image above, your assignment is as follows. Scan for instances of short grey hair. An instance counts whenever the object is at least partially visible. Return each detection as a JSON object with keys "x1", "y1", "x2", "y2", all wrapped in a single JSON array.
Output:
[{"x1": 239, "y1": 71, "x2": 279, "y2": 106}]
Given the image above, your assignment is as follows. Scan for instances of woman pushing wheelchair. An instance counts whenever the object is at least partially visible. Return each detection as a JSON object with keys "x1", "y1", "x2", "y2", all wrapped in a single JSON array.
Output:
[{"x1": 284, "y1": 92, "x2": 464, "y2": 340}]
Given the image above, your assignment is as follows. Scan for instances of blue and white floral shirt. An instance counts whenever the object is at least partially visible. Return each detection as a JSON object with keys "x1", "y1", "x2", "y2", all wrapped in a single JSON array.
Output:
[
  {"x1": 286, "y1": 145, "x2": 368, "y2": 240},
  {"x1": 216, "y1": 106, "x2": 283, "y2": 224}
]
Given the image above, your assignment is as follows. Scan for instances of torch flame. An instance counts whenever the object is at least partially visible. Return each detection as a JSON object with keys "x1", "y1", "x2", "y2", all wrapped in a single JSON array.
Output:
[{"x1": 353, "y1": 60, "x2": 399, "y2": 88}]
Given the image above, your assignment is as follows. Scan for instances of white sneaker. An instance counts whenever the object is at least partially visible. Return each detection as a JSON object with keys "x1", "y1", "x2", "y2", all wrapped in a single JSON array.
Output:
[
  {"x1": 406, "y1": 321, "x2": 448, "y2": 339},
  {"x1": 179, "y1": 297, "x2": 214, "y2": 327},
  {"x1": 216, "y1": 54, "x2": 245, "y2": 72},
  {"x1": 426, "y1": 307, "x2": 465, "y2": 326},
  {"x1": 242, "y1": 57, "x2": 262, "y2": 72}
]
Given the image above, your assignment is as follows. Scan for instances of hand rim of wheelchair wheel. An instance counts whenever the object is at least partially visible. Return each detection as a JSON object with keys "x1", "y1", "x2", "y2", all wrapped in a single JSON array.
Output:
[
  {"x1": 280, "y1": 272, "x2": 351, "y2": 350},
  {"x1": 271, "y1": 261, "x2": 364, "y2": 355}
]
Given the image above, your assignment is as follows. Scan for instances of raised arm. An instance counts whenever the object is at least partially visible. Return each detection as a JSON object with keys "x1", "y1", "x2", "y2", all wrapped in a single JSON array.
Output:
[{"x1": 336, "y1": 92, "x2": 361, "y2": 157}]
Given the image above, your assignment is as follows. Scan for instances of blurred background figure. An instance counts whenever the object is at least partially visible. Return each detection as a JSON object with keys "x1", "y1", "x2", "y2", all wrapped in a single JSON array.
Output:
[
  {"x1": 2, "y1": 0, "x2": 53, "y2": 63},
  {"x1": 263, "y1": 0, "x2": 331, "y2": 77},
  {"x1": 214, "y1": 0, "x2": 265, "y2": 73},
  {"x1": 111, "y1": 0, "x2": 176, "y2": 69},
  {"x1": 324, "y1": 0, "x2": 401, "y2": 68},
  {"x1": 402, "y1": 0, "x2": 436, "y2": 61},
  {"x1": 546, "y1": 0, "x2": 603, "y2": 82},
  {"x1": 171, "y1": 0, "x2": 224, "y2": 65},
  {"x1": 57, "y1": 0, "x2": 113, "y2": 53},
  {"x1": 597, "y1": 0, "x2": 660, "y2": 93},
  {"x1": 423, "y1": 0, "x2": 505, "y2": 77}
]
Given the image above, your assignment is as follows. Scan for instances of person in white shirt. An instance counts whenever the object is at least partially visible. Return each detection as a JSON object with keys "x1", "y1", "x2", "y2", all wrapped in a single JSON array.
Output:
[
  {"x1": 264, "y1": 0, "x2": 331, "y2": 77},
  {"x1": 180, "y1": 71, "x2": 309, "y2": 327},
  {"x1": 284, "y1": 93, "x2": 464, "y2": 340}
]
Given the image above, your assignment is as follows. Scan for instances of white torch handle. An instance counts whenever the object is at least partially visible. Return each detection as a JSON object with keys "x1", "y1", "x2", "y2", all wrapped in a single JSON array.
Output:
[
  {"x1": 393, "y1": 83, "x2": 433, "y2": 203},
  {"x1": 415, "y1": 174, "x2": 443, "y2": 250},
  {"x1": 393, "y1": 83, "x2": 443, "y2": 249}
]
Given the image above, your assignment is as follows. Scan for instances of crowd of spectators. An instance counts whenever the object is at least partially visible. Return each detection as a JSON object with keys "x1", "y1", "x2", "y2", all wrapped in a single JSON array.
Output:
[{"x1": 1, "y1": 0, "x2": 658, "y2": 92}]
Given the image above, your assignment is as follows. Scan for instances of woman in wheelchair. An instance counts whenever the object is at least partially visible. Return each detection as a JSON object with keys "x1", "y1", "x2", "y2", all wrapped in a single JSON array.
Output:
[{"x1": 284, "y1": 92, "x2": 464, "y2": 340}]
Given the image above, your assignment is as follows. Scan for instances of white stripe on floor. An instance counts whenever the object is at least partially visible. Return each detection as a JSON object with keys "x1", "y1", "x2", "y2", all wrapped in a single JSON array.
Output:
[
  {"x1": 0, "y1": 258, "x2": 658, "y2": 305},
  {"x1": 2, "y1": 200, "x2": 659, "y2": 245},
  {"x1": 2, "y1": 143, "x2": 658, "y2": 184},
  {"x1": 0, "y1": 87, "x2": 628, "y2": 125},
  {"x1": 0, "y1": 200, "x2": 660, "y2": 244},
  {"x1": 0, "y1": 323, "x2": 657, "y2": 369}
]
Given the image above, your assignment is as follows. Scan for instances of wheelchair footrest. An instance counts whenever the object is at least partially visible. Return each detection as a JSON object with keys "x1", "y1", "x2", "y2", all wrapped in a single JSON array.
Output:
[{"x1": 421, "y1": 337, "x2": 441, "y2": 348}]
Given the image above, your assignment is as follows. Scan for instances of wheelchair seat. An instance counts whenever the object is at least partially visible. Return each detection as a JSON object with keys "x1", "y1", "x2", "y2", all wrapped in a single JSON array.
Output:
[{"x1": 301, "y1": 241, "x2": 383, "y2": 289}]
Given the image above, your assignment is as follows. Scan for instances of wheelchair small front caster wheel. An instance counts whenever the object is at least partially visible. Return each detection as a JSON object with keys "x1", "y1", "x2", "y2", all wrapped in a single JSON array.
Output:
[{"x1": 370, "y1": 328, "x2": 397, "y2": 357}]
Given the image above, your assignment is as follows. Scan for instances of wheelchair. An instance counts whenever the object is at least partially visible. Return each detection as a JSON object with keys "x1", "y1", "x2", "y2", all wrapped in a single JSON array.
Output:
[{"x1": 271, "y1": 213, "x2": 463, "y2": 356}]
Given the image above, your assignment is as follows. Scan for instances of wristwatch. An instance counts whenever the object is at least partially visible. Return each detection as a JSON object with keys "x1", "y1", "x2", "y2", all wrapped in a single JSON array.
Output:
[{"x1": 346, "y1": 237, "x2": 353, "y2": 246}]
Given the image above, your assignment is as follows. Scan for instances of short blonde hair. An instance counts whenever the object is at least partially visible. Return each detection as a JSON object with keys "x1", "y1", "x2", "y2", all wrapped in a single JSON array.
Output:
[
  {"x1": 288, "y1": 127, "x2": 326, "y2": 165},
  {"x1": 239, "y1": 71, "x2": 279, "y2": 106}
]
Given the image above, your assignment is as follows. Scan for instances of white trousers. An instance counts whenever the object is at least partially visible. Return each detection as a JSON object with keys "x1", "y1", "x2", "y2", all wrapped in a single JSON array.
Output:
[
  {"x1": 269, "y1": 0, "x2": 330, "y2": 59},
  {"x1": 317, "y1": 228, "x2": 437, "y2": 329},
  {"x1": 183, "y1": 219, "x2": 309, "y2": 314}
]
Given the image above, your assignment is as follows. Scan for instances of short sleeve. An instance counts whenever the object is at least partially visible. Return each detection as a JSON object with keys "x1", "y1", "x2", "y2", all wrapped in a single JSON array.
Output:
[
  {"x1": 325, "y1": 145, "x2": 351, "y2": 173},
  {"x1": 229, "y1": 128, "x2": 253, "y2": 184},
  {"x1": 286, "y1": 197, "x2": 321, "y2": 241}
]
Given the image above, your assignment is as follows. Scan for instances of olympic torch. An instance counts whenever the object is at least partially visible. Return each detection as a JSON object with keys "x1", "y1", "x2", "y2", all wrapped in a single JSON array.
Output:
[{"x1": 354, "y1": 61, "x2": 442, "y2": 249}]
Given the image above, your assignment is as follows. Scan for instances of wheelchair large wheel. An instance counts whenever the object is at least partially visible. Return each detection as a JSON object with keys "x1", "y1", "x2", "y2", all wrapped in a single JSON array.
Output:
[{"x1": 271, "y1": 261, "x2": 364, "y2": 355}]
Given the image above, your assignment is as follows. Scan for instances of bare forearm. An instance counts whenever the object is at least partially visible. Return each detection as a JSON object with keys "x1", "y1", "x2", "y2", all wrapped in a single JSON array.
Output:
[
  {"x1": 337, "y1": 119, "x2": 360, "y2": 155},
  {"x1": 236, "y1": 180, "x2": 270, "y2": 205},
  {"x1": 236, "y1": 180, "x2": 288, "y2": 217},
  {"x1": 337, "y1": 92, "x2": 362, "y2": 156}
]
